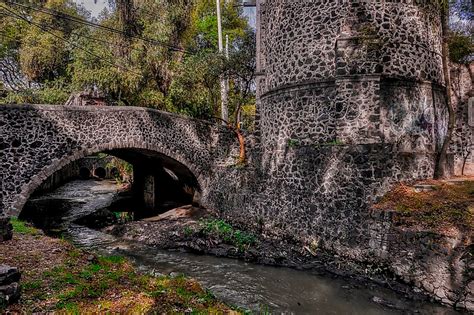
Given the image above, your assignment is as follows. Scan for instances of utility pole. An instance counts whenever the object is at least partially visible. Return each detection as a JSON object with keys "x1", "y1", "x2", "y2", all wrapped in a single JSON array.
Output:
[{"x1": 216, "y1": 0, "x2": 229, "y2": 124}]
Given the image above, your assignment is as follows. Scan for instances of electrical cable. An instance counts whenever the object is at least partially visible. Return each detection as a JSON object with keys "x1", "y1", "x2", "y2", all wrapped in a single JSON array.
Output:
[
  {"x1": 3, "y1": 0, "x2": 192, "y2": 54},
  {"x1": 0, "y1": 5, "x2": 144, "y2": 75}
]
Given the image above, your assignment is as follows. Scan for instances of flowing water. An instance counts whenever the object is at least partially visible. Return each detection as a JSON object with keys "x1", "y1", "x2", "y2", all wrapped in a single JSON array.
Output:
[{"x1": 29, "y1": 180, "x2": 461, "y2": 314}]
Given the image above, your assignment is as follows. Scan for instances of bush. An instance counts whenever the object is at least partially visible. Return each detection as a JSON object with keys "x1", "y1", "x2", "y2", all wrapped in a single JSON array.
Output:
[
  {"x1": 199, "y1": 219, "x2": 257, "y2": 250},
  {"x1": 448, "y1": 31, "x2": 473, "y2": 64}
]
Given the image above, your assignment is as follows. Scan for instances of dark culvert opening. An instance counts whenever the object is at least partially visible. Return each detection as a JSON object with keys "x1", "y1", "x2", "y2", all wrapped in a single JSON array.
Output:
[
  {"x1": 107, "y1": 148, "x2": 201, "y2": 220},
  {"x1": 94, "y1": 167, "x2": 106, "y2": 179},
  {"x1": 79, "y1": 167, "x2": 91, "y2": 179}
]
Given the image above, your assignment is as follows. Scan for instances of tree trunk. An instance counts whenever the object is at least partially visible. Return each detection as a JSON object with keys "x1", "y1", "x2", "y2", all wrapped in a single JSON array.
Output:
[
  {"x1": 212, "y1": 116, "x2": 246, "y2": 164},
  {"x1": 462, "y1": 151, "x2": 471, "y2": 176},
  {"x1": 236, "y1": 128, "x2": 246, "y2": 164},
  {"x1": 116, "y1": 0, "x2": 135, "y2": 59},
  {"x1": 434, "y1": 8, "x2": 455, "y2": 179}
]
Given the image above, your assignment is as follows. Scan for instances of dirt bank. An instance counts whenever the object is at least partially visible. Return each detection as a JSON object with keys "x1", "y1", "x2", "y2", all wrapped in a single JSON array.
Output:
[{"x1": 0, "y1": 219, "x2": 237, "y2": 313}]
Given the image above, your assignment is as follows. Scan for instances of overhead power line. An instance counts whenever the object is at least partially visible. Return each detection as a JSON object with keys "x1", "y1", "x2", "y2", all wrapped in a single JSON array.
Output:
[
  {"x1": 0, "y1": 5, "x2": 143, "y2": 75},
  {"x1": 3, "y1": 0, "x2": 192, "y2": 54},
  {"x1": 0, "y1": 4, "x2": 151, "y2": 55}
]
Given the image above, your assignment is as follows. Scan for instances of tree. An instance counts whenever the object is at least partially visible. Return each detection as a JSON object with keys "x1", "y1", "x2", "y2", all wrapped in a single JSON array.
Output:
[
  {"x1": 434, "y1": 0, "x2": 473, "y2": 178},
  {"x1": 0, "y1": 6, "x2": 29, "y2": 91},
  {"x1": 0, "y1": 0, "x2": 86, "y2": 104},
  {"x1": 0, "y1": 0, "x2": 256, "y2": 129},
  {"x1": 435, "y1": 0, "x2": 455, "y2": 179},
  {"x1": 167, "y1": 50, "x2": 224, "y2": 117}
]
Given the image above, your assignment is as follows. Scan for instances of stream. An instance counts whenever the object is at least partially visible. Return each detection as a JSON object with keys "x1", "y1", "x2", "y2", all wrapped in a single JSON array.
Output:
[{"x1": 26, "y1": 180, "x2": 460, "y2": 314}]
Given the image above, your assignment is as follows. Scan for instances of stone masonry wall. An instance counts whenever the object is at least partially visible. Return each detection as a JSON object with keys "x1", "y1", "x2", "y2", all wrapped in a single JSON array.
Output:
[
  {"x1": 204, "y1": 0, "x2": 469, "y2": 309},
  {"x1": 0, "y1": 104, "x2": 239, "y2": 216},
  {"x1": 219, "y1": 0, "x2": 447, "y2": 254}
]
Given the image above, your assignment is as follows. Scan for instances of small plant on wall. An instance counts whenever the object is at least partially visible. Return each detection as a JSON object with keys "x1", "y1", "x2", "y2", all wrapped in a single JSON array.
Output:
[{"x1": 287, "y1": 139, "x2": 300, "y2": 148}]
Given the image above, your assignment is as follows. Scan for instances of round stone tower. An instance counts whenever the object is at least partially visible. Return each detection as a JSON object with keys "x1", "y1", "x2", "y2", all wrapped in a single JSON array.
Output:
[
  {"x1": 256, "y1": 0, "x2": 446, "y2": 158},
  {"x1": 248, "y1": 0, "x2": 448, "y2": 247}
]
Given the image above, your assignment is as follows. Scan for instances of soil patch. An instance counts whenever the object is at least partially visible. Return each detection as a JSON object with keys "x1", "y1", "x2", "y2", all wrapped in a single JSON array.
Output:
[{"x1": 373, "y1": 179, "x2": 474, "y2": 236}]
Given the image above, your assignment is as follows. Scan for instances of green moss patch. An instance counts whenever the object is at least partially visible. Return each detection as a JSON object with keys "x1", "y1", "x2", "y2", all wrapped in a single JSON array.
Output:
[
  {"x1": 197, "y1": 219, "x2": 257, "y2": 251},
  {"x1": 10, "y1": 217, "x2": 40, "y2": 235}
]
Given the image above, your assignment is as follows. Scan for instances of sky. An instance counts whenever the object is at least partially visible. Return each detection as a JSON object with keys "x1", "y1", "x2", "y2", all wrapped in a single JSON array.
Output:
[
  {"x1": 74, "y1": 0, "x2": 256, "y2": 27},
  {"x1": 75, "y1": 0, "x2": 109, "y2": 18}
]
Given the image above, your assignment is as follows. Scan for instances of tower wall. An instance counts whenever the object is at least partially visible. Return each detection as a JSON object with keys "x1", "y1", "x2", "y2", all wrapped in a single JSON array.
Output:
[
  {"x1": 257, "y1": 0, "x2": 446, "y2": 155},
  {"x1": 211, "y1": 0, "x2": 449, "y2": 251}
]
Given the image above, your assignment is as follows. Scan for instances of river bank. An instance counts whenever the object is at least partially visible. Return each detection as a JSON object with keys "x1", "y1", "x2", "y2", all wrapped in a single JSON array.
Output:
[
  {"x1": 107, "y1": 208, "x2": 434, "y2": 303},
  {"x1": 0, "y1": 219, "x2": 236, "y2": 313},
  {"x1": 105, "y1": 179, "x2": 474, "y2": 313},
  {"x1": 9, "y1": 179, "x2": 467, "y2": 313}
]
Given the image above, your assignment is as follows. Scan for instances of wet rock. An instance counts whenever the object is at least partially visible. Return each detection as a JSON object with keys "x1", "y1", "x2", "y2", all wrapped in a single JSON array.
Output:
[
  {"x1": 0, "y1": 216, "x2": 12, "y2": 242},
  {"x1": 456, "y1": 281, "x2": 474, "y2": 312},
  {"x1": 169, "y1": 272, "x2": 182, "y2": 278},
  {"x1": 371, "y1": 296, "x2": 407, "y2": 311}
]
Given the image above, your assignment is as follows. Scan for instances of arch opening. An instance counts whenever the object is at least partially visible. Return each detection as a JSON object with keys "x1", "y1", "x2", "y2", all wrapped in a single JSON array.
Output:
[
  {"x1": 94, "y1": 167, "x2": 107, "y2": 179},
  {"x1": 79, "y1": 167, "x2": 91, "y2": 179},
  {"x1": 18, "y1": 147, "x2": 204, "y2": 231}
]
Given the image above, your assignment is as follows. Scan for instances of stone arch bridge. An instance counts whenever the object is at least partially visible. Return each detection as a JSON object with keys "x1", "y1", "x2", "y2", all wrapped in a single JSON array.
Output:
[{"x1": 0, "y1": 104, "x2": 239, "y2": 216}]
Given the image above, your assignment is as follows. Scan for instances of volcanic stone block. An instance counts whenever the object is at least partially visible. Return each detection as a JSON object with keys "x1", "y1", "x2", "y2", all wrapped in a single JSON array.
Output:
[
  {"x1": 0, "y1": 282, "x2": 21, "y2": 305},
  {"x1": 0, "y1": 266, "x2": 20, "y2": 285},
  {"x1": 0, "y1": 265, "x2": 21, "y2": 306},
  {"x1": 0, "y1": 217, "x2": 12, "y2": 242}
]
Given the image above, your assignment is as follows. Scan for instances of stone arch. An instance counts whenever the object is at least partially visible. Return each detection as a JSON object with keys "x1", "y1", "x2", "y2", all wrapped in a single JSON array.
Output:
[{"x1": 7, "y1": 142, "x2": 208, "y2": 217}]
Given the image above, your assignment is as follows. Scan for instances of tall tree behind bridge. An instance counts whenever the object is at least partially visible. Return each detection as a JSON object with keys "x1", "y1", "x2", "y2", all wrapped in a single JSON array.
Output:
[{"x1": 0, "y1": 0, "x2": 255, "y2": 123}]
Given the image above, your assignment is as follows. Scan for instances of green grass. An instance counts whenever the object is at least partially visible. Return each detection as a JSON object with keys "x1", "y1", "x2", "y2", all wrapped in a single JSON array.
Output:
[
  {"x1": 199, "y1": 219, "x2": 257, "y2": 251},
  {"x1": 316, "y1": 139, "x2": 345, "y2": 147},
  {"x1": 3, "y1": 235, "x2": 235, "y2": 314},
  {"x1": 183, "y1": 226, "x2": 194, "y2": 236},
  {"x1": 56, "y1": 301, "x2": 80, "y2": 314},
  {"x1": 10, "y1": 217, "x2": 39, "y2": 235},
  {"x1": 22, "y1": 280, "x2": 42, "y2": 291}
]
